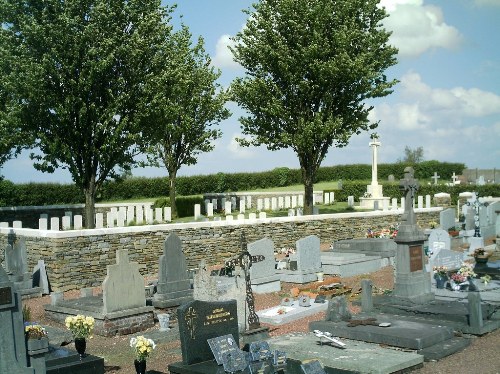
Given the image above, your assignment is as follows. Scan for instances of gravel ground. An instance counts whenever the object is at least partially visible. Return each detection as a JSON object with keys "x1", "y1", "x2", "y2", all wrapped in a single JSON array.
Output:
[{"x1": 23, "y1": 264, "x2": 500, "y2": 373}]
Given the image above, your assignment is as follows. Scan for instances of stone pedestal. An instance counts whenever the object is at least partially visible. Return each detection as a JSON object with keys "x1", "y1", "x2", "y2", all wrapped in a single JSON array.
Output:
[{"x1": 393, "y1": 224, "x2": 434, "y2": 304}]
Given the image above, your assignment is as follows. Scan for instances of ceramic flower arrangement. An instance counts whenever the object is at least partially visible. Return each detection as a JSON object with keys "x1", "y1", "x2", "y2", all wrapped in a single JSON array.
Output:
[{"x1": 24, "y1": 323, "x2": 48, "y2": 340}]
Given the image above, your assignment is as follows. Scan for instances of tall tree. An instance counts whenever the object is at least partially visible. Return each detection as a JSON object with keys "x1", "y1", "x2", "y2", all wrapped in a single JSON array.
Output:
[
  {"x1": 230, "y1": 0, "x2": 398, "y2": 214},
  {"x1": 0, "y1": 0, "x2": 172, "y2": 227},
  {"x1": 139, "y1": 25, "x2": 230, "y2": 218},
  {"x1": 399, "y1": 146, "x2": 424, "y2": 164}
]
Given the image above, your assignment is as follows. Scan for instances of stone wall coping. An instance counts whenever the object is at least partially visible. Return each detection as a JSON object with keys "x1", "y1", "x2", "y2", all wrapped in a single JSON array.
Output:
[{"x1": 0, "y1": 207, "x2": 442, "y2": 239}]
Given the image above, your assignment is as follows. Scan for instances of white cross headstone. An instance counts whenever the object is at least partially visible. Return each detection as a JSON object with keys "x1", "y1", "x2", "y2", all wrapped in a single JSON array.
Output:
[
  {"x1": 74, "y1": 215, "x2": 83, "y2": 230},
  {"x1": 431, "y1": 172, "x2": 440, "y2": 185}
]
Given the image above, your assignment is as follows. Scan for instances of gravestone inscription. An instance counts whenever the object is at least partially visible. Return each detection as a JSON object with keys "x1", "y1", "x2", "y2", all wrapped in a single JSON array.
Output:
[
  {"x1": 177, "y1": 299, "x2": 239, "y2": 365},
  {"x1": 207, "y1": 334, "x2": 240, "y2": 365}
]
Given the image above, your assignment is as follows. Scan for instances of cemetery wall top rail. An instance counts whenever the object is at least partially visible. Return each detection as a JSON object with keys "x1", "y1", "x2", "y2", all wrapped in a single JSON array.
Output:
[{"x1": 0, "y1": 207, "x2": 442, "y2": 239}]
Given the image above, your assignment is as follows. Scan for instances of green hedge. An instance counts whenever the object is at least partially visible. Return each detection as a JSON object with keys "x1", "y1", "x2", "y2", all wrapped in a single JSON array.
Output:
[
  {"x1": 334, "y1": 181, "x2": 500, "y2": 202},
  {"x1": 2, "y1": 161, "x2": 496, "y2": 207},
  {"x1": 153, "y1": 196, "x2": 204, "y2": 218}
]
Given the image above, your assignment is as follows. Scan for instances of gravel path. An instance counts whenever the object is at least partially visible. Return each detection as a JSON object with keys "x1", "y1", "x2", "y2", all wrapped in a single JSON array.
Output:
[{"x1": 23, "y1": 265, "x2": 500, "y2": 373}]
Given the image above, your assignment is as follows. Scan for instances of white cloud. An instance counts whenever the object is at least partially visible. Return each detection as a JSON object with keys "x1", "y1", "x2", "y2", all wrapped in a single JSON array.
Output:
[
  {"x1": 227, "y1": 134, "x2": 254, "y2": 158},
  {"x1": 381, "y1": 0, "x2": 463, "y2": 57},
  {"x1": 399, "y1": 72, "x2": 500, "y2": 118},
  {"x1": 211, "y1": 34, "x2": 240, "y2": 69},
  {"x1": 474, "y1": 0, "x2": 500, "y2": 6}
]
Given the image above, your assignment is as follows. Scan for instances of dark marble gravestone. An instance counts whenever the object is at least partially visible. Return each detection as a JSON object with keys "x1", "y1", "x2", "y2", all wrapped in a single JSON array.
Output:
[{"x1": 172, "y1": 299, "x2": 239, "y2": 369}]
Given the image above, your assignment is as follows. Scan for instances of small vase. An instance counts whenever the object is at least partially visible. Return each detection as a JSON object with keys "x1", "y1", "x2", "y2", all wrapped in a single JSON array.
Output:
[
  {"x1": 475, "y1": 256, "x2": 489, "y2": 264},
  {"x1": 435, "y1": 275, "x2": 447, "y2": 289},
  {"x1": 134, "y1": 359, "x2": 147, "y2": 374},
  {"x1": 74, "y1": 337, "x2": 86, "y2": 360}
]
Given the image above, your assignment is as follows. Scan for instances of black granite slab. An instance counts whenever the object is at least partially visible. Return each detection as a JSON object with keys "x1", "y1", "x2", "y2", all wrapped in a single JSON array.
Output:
[
  {"x1": 45, "y1": 346, "x2": 104, "y2": 374},
  {"x1": 178, "y1": 299, "x2": 239, "y2": 365}
]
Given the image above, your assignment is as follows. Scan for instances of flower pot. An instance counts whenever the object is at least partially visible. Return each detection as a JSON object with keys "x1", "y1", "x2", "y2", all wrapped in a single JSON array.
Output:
[
  {"x1": 134, "y1": 359, "x2": 147, "y2": 374},
  {"x1": 74, "y1": 337, "x2": 86, "y2": 360},
  {"x1": 435, "y1": 275, "x2": 447, "y2": 289},
  {"x1": 475, "y1": 256, "x2": 489, "y2": 264}
]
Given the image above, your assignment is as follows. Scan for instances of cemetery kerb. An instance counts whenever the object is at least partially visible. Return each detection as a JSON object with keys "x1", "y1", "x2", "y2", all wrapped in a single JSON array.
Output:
[{"x1": 0, "y1": 208, "x2": 440, "y2": 292}]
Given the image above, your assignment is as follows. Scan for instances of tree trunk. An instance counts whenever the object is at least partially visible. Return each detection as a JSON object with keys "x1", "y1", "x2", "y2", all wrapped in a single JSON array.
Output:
[
  {"x1": 169, "y1": 170, "x2": 178, "y2": 219},
  {"x1": 300, "y1": 162, "x2": 315, "y2": 215},
  {"x1": 84, "y1": 176, "x2": 96, "y2": 229}
]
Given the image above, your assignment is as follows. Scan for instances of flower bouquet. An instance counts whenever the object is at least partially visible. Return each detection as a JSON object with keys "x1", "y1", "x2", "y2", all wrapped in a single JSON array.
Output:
[
  {"x1": 65, "y1": 314, "x2": 95, "y2": 339},
  {"x1": 450, "y1": 263, "x2": 476, "y2": 291},
  {"x1": 130, "y1": 335, "x2": 156, "y2": 362},
  {"x1": 366, "y1": 225, "x2": 398, "y2": 239},
  {"x1": 432, "y1": 266, "x2": 448, "y2": 277}
]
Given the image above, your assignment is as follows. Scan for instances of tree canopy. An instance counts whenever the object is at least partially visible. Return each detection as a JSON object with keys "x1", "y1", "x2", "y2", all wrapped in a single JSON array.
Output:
[
  {"x1": 139, "y1": 24, "x2": 230, "y2": 217},
  {"x1": 230, "y1": 0, "x2": 398, "y2": 213},
  {"x1": 0, "y1": 0, "x2": 172, "y2": 226}
]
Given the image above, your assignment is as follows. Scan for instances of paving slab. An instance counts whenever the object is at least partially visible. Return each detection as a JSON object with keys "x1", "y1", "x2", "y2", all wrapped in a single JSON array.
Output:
[
  {"x1": 321, "y1": 253, "x2": 382, "y2": 277},
  {"x1": 310, "y1": 318, "x2": 454, "y2": 350},
  {"x1": 257, "y1": 300, "x2": 328, "y2": 325},
  {"x1": 267, "y1": 332, "x2": 423, "y2": 374}
]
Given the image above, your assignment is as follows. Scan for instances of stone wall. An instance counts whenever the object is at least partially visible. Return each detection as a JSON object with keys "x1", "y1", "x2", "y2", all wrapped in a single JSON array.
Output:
[{"x1": 0, "y1": 209, "x2": 441, "y2": 292}]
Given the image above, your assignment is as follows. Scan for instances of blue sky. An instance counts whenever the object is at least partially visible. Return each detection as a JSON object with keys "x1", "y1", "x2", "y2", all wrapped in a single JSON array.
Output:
[{"x1": 2, "y1": 0, "x2": 499, "y2": 183}]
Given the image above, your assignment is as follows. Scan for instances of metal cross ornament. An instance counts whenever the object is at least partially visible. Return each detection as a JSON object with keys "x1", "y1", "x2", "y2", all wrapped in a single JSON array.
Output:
[{"x1": 226, "y1": 232, "x2": 265, "y2": 330}]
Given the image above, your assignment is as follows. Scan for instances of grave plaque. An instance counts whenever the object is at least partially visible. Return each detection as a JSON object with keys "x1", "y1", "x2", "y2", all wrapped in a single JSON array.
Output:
[
  {"x1": 299, "y1": 295, "x2": 311, "y2": 307},
  {"x1": 249, "y1": 341, "x2": 273, "y2": 362},
  {"x1": 301, "y1": 359, "x2": 326, "y2": 374},
  {"x1": 178, "y1": 299, "x2": 239, "y2": 365},
  {"x1": 0, "y1": 286, "x2": 14, "y2": 308},
  {"x1": 207, "y1": 334, "x2": 239, "y2": 365},
  {"x1": 248, "y1": 361, "x2": 271, "y2": 374},
  {"x1": 273, "y1": 350, "x2": 287, "y2": 367},
  {"x1": 222, "y1": 349, "x2": 248, "y2": 373},
  {"x1": 409, "y1": 245, "x2": 423, "y2": 272}
]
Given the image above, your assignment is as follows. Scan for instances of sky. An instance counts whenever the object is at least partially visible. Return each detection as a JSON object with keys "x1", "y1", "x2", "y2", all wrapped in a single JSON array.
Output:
[{"x1": 2, "y1": 0, "x2": 499, "y2": 184}]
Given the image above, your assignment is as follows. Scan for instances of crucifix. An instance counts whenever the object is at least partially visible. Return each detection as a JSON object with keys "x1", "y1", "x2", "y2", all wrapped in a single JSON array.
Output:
[
  {"x1": 400, "y1": 167, "x2": 419, "y2": 225},
  {"x1": 226, "y1": 232, "x2": 265, "y2": 330},
  {"x1": 466, "y1": 192, "x2": 489, "y2": 237}
]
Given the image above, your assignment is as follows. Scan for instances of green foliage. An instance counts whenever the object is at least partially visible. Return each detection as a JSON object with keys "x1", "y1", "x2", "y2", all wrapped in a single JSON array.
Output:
[
  {"x1": 22, "y1": 305, "x2": 31, "y2": 322},
  {"x1": 230, "y1": 0, "x2": 398, "y2": 213},
  {"x1": 100, "y1": 177, "x2": 169, "y2": 201},
  {"x1": 399, "y1": 146, "x2": 424, "y2": 164},
  {"x1": 0, "y1": 0, "x2": 175, "y2": 226},
  {"x1": 0, "y1": 180, "x2": 83, "y2": 206},
  {"x1": 153, "y1": 196, "x2": 203, "y2": 218}
]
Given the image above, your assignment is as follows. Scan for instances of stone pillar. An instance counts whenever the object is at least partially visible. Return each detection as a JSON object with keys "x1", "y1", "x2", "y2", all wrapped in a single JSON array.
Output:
[{"x1": 361, "y1": 279, "x2": 373, "y2": 312}]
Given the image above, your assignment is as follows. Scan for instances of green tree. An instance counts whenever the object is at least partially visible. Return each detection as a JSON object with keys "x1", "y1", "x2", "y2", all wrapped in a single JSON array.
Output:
[
  {"x1": 139, "y1": 25, "x2": 230, "y2": 218},
  {"x1": 230, "y1": 0, "x2": 398, "y2": 214},
  {"x1": 0, "y1": 0, "x2": 172, "y2": 227},
  {"x1": 399, "y1": 146, "x2": 424, "y2": 164}
]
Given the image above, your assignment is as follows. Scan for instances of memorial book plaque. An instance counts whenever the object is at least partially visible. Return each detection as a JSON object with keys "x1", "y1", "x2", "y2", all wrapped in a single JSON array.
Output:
[
  {"x1": 249, "y1": 341, "x2": 273, "y2": 362},
  {"x1": 222, "y1": 349, "x2": 248, "y2": 373},
  {"x1": 301, "y1": 359, "x2": 326, "y2": 374},
  {"x1": 207, "y1": 334, "x2": 239, "y2": 365}
]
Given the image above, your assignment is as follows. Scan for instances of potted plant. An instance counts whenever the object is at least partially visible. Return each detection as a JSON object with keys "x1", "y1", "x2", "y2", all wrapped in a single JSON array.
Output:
[
  {"x1": 432, "y1": 266, "x2": 448, "y2": 289},
  {"x1": 448, "y1": 226, "x2": 459, "y2": 237},
  {"x1": 473, "y1": 248, "x2": 490, "y2": 264},
  {"x1": 130, "y1": 336, "x2": 156, "y2": 374},
  {"x1": 450, "y1": 263, "x2": 476, "y2": 291},
  {"x1": 65, "y1": 314, "x2": 95, "y2": 359}
]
